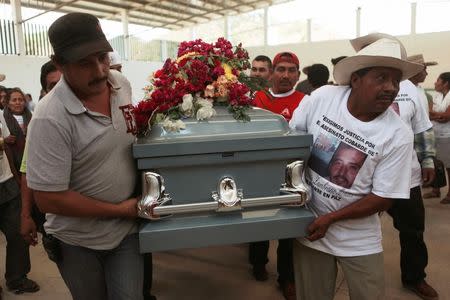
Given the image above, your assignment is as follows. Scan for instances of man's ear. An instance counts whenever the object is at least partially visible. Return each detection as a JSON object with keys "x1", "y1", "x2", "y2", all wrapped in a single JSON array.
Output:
[
  {"x1": 350, "y1": 73, "x2": 360, "y2": 88},
  {"x1": 50, "y1": 55, "x2": 64, "y2": 72}
]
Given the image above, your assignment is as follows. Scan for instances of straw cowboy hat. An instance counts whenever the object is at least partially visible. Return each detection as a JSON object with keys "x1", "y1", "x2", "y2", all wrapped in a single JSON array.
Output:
[
  {"x1": 407, "y1": 54, "x2": 438, "y2": 67},
  {"x1": 333, "y1": 34, "x2": 423, "y2": 85},
  {"x1": 0, "y1": 74, "x2": 5, "y2": 82}
]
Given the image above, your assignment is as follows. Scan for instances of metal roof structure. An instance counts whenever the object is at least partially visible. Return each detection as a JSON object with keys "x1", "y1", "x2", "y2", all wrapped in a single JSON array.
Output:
[{"x1": 7, "y1": 0, "x2": 293, "y2": 29}]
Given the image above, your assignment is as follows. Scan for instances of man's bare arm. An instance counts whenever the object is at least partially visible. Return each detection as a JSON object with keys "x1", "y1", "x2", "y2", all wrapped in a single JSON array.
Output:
[
  {"x1": 33, "y1": 190, "x2": 138, "y2": 218},
  {"x1": 307, "y1": 193, "x2": 392, "y2": 241},
  {"x1": 20, "y1": 175, "x2": 38, "y2": 245}
]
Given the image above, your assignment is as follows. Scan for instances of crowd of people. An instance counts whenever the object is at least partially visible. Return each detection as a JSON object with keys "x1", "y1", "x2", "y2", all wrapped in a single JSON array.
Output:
[{"x1": 0, "y1": 11, "x2": 449, "y2": 300}]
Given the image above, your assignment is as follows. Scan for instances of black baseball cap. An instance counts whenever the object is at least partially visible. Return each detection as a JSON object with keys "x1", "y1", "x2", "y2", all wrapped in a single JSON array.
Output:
[{"x1": 49, "y1": 12, "x2": 113, "y2": 63}]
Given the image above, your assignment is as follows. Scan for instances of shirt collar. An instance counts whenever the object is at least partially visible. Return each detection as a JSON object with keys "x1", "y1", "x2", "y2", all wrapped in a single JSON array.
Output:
[
  {"x1": 56, "y1": 73, "x2": 121, "y2": 115},
  {"x1": 268, "y1": 88, "x2": 295, "y2": 98}
]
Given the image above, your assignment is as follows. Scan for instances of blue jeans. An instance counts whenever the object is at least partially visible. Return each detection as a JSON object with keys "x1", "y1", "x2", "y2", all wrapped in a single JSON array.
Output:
[{"x1": 56, "y1": 233, "x2": 144, "y2": 300}]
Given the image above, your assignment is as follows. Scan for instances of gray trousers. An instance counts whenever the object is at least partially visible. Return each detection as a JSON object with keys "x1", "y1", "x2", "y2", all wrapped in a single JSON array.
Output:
[
  {"x1": 0, "y1": 178, "x2": 31, "y2": 284},
  {"x1": 293, "y1": 240, "x2": 385, "y2": 300},
  {"x1": 56, "y1": 233, "x2": 144, "y2": 300}
]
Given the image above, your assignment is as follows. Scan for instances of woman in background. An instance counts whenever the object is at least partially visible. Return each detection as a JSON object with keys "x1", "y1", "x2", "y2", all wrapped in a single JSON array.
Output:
[
  {"x1": 426, "y1": 73, "x2": 450, "y2": 204},
  {"x1": 2, "y1": 87, "x2": 32, "y2": 175}
]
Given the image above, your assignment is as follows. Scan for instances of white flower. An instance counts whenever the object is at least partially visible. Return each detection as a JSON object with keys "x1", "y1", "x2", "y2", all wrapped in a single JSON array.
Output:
[
  {"x1": 180, "y1": 94, "x2": 194, "y2": 117},
  {"x1": 196, "y1": 106, "x2": 216, "y2": 120},
  {"x1": 181, "y1": 94, "x2": 193, "y2": 111},
  {"x1": 161, "y1": 118, "x2": 186, "y2": 132},
  {"x1": 196, "y1": 98, "x2": 214, "y2": 108}
]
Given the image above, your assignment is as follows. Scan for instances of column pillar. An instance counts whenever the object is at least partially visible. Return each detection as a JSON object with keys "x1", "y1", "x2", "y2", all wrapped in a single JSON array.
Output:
[
  {"x1": 356, "y1": 7, "x2": 361, "y2": 37},
  {"x1": 121, "y1": 9, "x2": 130, "y2": 60},
  {"x1": 11, "y1": 0, "x2": 25, "y2": 55},
  {"x1": 411, "y1": 2, "x2": 417, "y2": 34}
]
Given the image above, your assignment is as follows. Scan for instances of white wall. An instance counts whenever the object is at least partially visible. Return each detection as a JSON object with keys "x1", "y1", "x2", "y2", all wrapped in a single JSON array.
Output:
[
  {"x1": 0, "y1": 55, "x2": 162, "y2": 105},
  {"x1": 1, "y1": 31, "x2": 449, "y2": 102},
  {"x1": 247, "y1": 31, "x2": 450, "y2": 89},
  {"x1": 121, "y1": 60, "x2": 163, "y2": 103}
]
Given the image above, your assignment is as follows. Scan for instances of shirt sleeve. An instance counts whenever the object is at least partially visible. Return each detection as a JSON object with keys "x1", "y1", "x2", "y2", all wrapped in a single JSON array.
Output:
[
  {"x1": 411, "y1": 87, "x2": 433, "y2": 134},
  {"x1": 19, "y1": 141, "x2": 28, "y2": 173},
  {"x1": 372, "y1": 139, "x2": 413, "y2": 199},
  {"x1": 414, "y1": 127, "x2": 436, "y2": 169},
  {"x1": 289, "y1": 94, "x2": 314, "y2": 132},
  {"x1": 26, "y1": 117, "x2": 72, "y2": 191},
  {"x1": 0, "y1": 114, "x2": 10, "y2": 137}
]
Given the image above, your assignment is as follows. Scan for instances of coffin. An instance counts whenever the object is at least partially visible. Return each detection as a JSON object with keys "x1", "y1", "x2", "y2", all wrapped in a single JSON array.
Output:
[{"x1": 134, "y1": 106, "x2": 315, "y2": 252}]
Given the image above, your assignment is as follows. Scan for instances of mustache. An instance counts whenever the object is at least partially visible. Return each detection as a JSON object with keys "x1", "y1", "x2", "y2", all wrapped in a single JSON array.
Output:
[
  {"x1": 88, "y1": 77, "x2": 108, "y2": 86},
  {"x1": 376, "y1": 93, "x2": 396, "y2": 101},
  {"x1": 280, "y1": 79, "x2": 292, "y2": 84}
]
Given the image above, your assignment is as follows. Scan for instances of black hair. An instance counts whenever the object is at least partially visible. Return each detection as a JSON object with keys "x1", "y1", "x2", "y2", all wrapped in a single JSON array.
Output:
[
  {"x1": 253, "y1": 55, "x2": 272, "y2": 69},
  {"x1": 439, "y1": 72, "x2": 450, "y2": 85},
  {"x1": 331, "y1": 56, "x2": 347, "y2": 66},
  {"x1": 50, "y1": 54, "x2": 68, "y2": 66},
  {"x1": 307, "y1": 64, "x2": 330, "y2": 88},
  {"x1": 0, "y1": 85, "x2": 7, "y2": 92},
  {"x1": 40, "y1": 60, "x2": 59, "y2": 91},
  {"x1": 5, "y1": 87, "x2": 26, "y2": 103}
]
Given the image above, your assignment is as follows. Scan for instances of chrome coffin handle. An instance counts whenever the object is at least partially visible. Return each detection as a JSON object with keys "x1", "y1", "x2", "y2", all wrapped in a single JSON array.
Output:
[
  {"x1": 137, "y1": 172, "x2": 172, "y2": 220},
  {"x1": 151, "y1": 194, "x2": 302, "y2": 216},
  {"x1": 211, "y1": 177, "x2": 243, "y2": 211},
  {"x1": 137, "y1": 160, "x2": 312, "y2": 220},
  {"x1": 280, "y1": 160, "x2": 312, "y2": 206}
]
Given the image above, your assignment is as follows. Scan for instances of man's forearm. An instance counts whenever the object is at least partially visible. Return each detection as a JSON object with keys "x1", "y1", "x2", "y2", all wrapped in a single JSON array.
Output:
[
  {"x1": 306, "y1": 193, "x2": 393, "y2": 241},
  {"x1": 21, "y1": 174, "x2": 34, "y2": 217},
  {"x1": 327, "y1": 193, "x2": 392, "y2": 223},
  {"x1": 33, "y1": 189, "x2": 137, "y2": 218}
]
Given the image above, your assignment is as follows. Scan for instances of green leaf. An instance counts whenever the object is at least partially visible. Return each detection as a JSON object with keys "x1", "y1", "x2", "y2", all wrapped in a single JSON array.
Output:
[{"x1": 228, "y1": 105, "x2": 251, "y2": 122}]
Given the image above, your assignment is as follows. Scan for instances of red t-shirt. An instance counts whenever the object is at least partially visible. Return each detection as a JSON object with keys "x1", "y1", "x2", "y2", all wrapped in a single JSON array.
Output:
[{"x1": 253, "y1": 89, "x2": 305, "y2": 121}]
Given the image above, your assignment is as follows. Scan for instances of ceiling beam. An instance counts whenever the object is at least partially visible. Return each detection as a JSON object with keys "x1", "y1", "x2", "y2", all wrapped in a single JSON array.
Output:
[
  {"x1": 6, "y1": 0, "x2": 80, "y2": 24},
  {"x1": 205, "y1": 0, "x2": 240, "y2": 13},
  {"x1": 99, "y1": 0, "x2": 201, "y2": 27},
  {"x1": 163, "y1": 0, "x2": 225, "y2": 17},
  {"x1": 140, "y1": 0, "x2": 212, "y2": 21},
  {"x1": 9, "y1": 0, "x2": 287, "y2": 30},
  {"x1": 160, "y1": 0, "x2": 268, "y2": 27}
]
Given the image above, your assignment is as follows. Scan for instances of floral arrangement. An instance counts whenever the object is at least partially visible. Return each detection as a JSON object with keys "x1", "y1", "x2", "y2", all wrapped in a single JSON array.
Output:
[{"x1": 121, "y1": 38, "x2": 261, "y2": 136}]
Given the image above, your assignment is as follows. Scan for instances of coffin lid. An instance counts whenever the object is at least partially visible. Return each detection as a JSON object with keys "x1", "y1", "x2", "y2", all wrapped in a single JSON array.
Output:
[{"x1": 133, "y1": 106, "x2": 310, "y2": 158}]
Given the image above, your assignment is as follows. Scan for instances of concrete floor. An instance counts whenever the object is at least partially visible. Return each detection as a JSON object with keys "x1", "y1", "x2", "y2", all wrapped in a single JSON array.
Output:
[{"x1": 1, "y1": 187, "x2": 449, "y2": 300}]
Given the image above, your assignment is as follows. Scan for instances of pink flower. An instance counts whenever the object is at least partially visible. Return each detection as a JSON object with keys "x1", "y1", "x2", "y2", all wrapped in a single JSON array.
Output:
[{"x1": 204, "y1": 85, "x2": 215, "y2": 98}]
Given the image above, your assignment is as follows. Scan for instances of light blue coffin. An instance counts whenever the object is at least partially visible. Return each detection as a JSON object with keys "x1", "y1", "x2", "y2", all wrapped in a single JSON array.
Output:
[{"x1": 134, "y1": 107, "x2": 314, "y2": 253}]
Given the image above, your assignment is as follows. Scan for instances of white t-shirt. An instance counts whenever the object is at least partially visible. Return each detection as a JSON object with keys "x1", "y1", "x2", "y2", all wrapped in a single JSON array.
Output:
[
  {"x1": 417, "y1": 86, "x2": 429, "y2": 114},
  {"x1": 0, "y1": 113, "x2": 13, "y2": 183},
  {"x1": 13, "y1": 114, "x2": 26, "y2": 133},
  {"x1": 290, "y1": 85, "x2": 413, "y2": 257},
  {"x1": 392, "y1": 80, "x2": 432, "y2": 187},
  {"x1": 432, "y1": 91, "x2": 450, "y2": 138}
]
